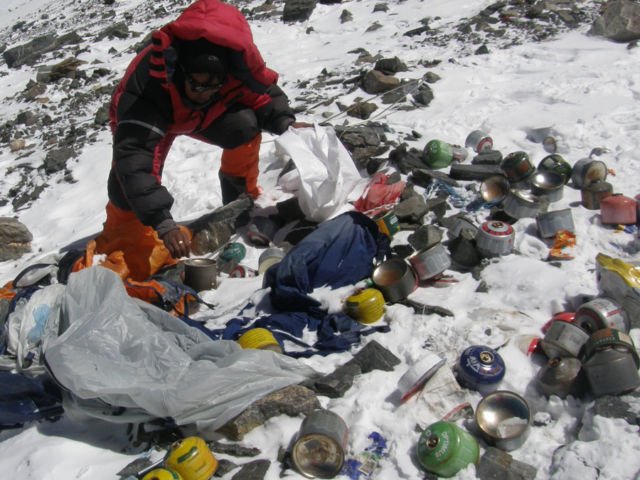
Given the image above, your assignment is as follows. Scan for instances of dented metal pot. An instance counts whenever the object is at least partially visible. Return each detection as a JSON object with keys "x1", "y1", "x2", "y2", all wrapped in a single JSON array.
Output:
[{"x1": 408, "y1": 243, "x2": 451, "y2": 281}]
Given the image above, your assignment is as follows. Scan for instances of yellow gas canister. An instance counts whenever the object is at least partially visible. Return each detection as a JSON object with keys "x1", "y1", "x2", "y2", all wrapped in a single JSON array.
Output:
[
  {"x1": 165, "y1": 437, "x2": 218, "y2": 480},
  {"x1": 344, "y1": 288, "x2": 385, "y2": 324},
  {"x1": 237, "y1": 327, "x2": 283, "y2": 353},
  {"x1": 142, "y1": 468, "x2": 183, "y2": 480}
]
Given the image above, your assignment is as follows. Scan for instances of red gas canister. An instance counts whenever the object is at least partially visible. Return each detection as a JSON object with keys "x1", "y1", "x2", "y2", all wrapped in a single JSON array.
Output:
[{"x1": 600, "y1": 194, "x2": 638, "y2": 225}]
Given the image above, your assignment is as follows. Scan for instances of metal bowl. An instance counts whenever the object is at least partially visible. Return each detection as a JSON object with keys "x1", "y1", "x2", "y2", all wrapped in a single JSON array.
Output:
[
  {"x1": 530, "y1": 170, "x2": 565, "y2": 203},
  {"x1": 372, "y1": 258, "x2": 417, "y2": 303},
  {"x1": 480, "y1": 175, "x2": 510, "y2": 203},
  {"x1": 475, "y1": 390, "x2": 531, "y2": 451}
]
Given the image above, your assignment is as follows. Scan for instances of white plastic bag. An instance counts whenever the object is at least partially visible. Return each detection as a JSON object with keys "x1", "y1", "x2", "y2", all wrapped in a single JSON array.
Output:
[{"x1": 275, "y1": 124, "x2": 366, "y2": 222}]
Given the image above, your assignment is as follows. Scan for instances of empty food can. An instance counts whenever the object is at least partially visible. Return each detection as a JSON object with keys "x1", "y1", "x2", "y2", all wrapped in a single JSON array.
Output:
[
  {"x1": 574, "y1": 296, "x2": 629, "y2": 334},
  {"x1": 416, "y1": 421, "x2": 479, "y2": 478},
  {"x1": 540, "y1": 320, "x2": 589, "y2": 359},
  {"x1": 182, "y1": 258, "x2": 217, "y2": 292},
  {"x1": 373, "y1": 209, "x2": 400, "y2": 238},
  {"x1": 475, "y1": 220, "x2": 515, "y2": 257},
  {"x1": 503, "y1": 189, "x2": 547, "y2": 219},
  {"x1": 582, "y1": 328, "x2": 640, "y2": 397},
  {"x1": 291, "y1": 409, "x2": 349, "y2": 479}
]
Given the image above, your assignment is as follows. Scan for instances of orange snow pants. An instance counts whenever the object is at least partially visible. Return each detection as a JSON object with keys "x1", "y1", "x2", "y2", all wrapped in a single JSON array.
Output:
[{"x1": 219, "y1": 133, "x2": 262, "y2": 200}]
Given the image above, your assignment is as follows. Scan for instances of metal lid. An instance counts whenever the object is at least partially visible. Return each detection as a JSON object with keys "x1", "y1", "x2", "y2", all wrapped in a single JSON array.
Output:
[{"x1": 291, "y1": 434, "x2": 345, "y2": 479}]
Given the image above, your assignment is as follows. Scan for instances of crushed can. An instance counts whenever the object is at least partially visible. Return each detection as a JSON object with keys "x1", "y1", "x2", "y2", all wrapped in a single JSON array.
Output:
[
  {"x1": 536, "y1": 357, "x2": 586, "y2": 399},
  {"x1": 456, "y1": 345, "x2": 506, "y2": 393},
  {"x1": 582, "y1": 328, "x2": 640, "y2": 397},
  {"x1": 291, "y1": 409, "x2": 349, "y2": 479},
  {"x1": 536, "y1": 208, "x2": 575, "y2": 239},
  {"x1": 540, "y1": 320, "x2": 589, "y2": 359},
  {"x1": 416, "y1": 421, "x2": 480, "y2": 478},
  {"x1": 574, "y1": 296, "x2": 629, "y2": 334},
  {"x1": 165, "y1": 437, "x2": 218, "y2": 480}
]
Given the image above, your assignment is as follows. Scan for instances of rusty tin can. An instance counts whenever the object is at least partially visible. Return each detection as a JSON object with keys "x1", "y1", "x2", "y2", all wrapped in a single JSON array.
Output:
[
  {"x1": 536, "y1": 357, "x2": 586, "y2": 398},
  {"x1": 581, "y1": 180, "x2": 613, "y2": 210},
  {"x1": 571, "y1": 159, "x2": 607, "y2": 189},
  {"x1": 291, "y1": 409, "x2": 349, "y2": 479},
  {"x1": 582, "y1": 328, "x2": 640, "y2": 397},
  {"x1": 575, "y1": 296, "x2": 629, "y2": 334},
  {"x1": 540, "y1": 320, "x2": 589, "y2": 359},
  {"x1": 536, "y1": 208, "x2": 575, "y2": 239},
  {"x1": 476, "y1": 220, "x2": 515, "y2": 258}
]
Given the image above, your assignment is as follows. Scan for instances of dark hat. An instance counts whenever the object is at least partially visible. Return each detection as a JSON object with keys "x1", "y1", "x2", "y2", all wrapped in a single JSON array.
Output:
[{"x1": 179, "y1": 39, "x2": 230, "y2": 75}]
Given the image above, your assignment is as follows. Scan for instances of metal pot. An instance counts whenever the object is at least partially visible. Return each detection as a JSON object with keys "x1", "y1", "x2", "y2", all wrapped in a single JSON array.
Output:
[
  {"x1": 475, "y1": 220, "x2": 515, "y2": 258},
  {"x1": 408, "y1": 243, "x2": 451, "y2": 281},
  {"x1": 536, "y1": 208, "x2": 575, "y2": 238},
  {"x1": 183, "y1": 258, "x2": 217, "y2": 292},
  {"x1": 479, "y1": 175, "x2": 510, "y2": 203},
  {"x1": 475, "y1": 391, "x2": 531, "y2": 451},
  {"x1": 530, "y1": 170, "x2": 565, "y2": 203},
  {"x1": 537, "y1": 154, "x2": 572, "y2": 184},
  {"x1": 501, "y1": 151, "x2": 535, "y2": 185},
  {"x1": 503, "y1": 190, "x2": 548, "y2": 219},
  {"x1": 372, "y1": 258, "x2": 418, "y2": 303}
]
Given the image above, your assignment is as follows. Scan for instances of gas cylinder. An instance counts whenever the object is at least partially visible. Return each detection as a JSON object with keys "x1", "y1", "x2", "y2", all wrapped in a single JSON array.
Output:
[{"x1": 416, "y1": 421, "x2": 479, "y2": 478}]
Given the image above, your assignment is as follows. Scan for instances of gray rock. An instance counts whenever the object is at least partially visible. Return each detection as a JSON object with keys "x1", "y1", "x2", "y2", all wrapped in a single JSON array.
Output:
[
  {"x1": 373, "y1": 3, "x2": 389, "y2": 13},
  {"x1": 590, "y1": 0, "x2": 640, "y2": 42},
  {"x1": 361, "y1": 70, "x2": 400, "y2": 94},
  {"x1": 408, "y1": 225, "x2": 444, "y2": 251},
  {"x1": 593, "y1": 392, "x2": 640, "y2": 426},
  {"x1": 230, "y1": 459, "x2": 270, "y2": 480},
  {"x1": 340, "y1": 9, "x2": 353, "y2": 23},
  {"x1": 208, "y1": 440, "x2": 261, "y2": 457},
  {"x1": 3, "y1": 31, "x2": 83, "y2": 68},
  {"x1": 43, "y1": 147, "x2": 75, "y2": 174},
  {"x1": 215, "y1": 459, "x2": 239, "y2": 477},
  {"x1": 411, "y1": 83, "x2": 434, "y2": 106},
  {"x1": 477, "y1": 447, "x2": 538, "y2": 480},
  {"x1": 345, "y1": 101, "x2": 378, "y2": 120},
  {"x1": 308, "y1": 362, "x2": 362, "y2": 398},
  {"x1": 36, "y1": 57, "x2": 85, "y2": 84},
  {"x1": 217, "y1": 385, "x2": 320, "y2": 440},
  {"x1": 0, "y1": 217, "x2": 33, "y2": 261},
  {"x1": 282, "y1": 0, "x2": 317, "y2": 22},
  {"x1": 374, "y1": 57, "x2": 408, "y2": 74},
  {"x1": 344, "y1": 339, "x2": 401, "y2": 373},
  {"x1": 393, "y1": 195, "x2": 429, "y2": 224}
]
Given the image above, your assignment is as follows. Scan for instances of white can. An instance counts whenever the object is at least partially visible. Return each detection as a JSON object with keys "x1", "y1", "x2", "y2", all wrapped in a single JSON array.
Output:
[{"x1": 475, "y1": 220, "x2": 515, "y2": 258}]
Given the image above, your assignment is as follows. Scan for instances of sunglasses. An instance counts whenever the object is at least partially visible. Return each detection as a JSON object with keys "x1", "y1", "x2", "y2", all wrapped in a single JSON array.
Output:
[{"x1": 184, "y1": 74, "x2": 224, "y2": 93}]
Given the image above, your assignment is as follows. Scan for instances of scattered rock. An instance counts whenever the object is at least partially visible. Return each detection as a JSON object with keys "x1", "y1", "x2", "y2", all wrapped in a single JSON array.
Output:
[
  {"x1": 590, "y1": 0, "x2": 640, "y2": 42},
  {"x1": 217, "y1": 384, "x2": 320, "y2": 440},
  {"x1": 230, "y1": 459, "x2": 271, "y2": 480},
  {"x1": 282, "y1": 0, "x2": 317, "y2": 22},
  {"x1": 0, "y1": 217, "x2": 33, "y2": 261}
]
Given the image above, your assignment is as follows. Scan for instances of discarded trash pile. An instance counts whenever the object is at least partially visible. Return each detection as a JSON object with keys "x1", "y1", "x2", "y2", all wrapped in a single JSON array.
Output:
[{"x1": 1, "y1": 124, "x2": 639, "y2": 479}]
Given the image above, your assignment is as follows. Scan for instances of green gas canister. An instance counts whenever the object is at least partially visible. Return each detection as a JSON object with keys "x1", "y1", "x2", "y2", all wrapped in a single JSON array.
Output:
[
  {"x1": 423, "y1": 140, "x2": 467, "y2": 169},
  {"x1": 416, "y1": 421, "x2": 479, "y2": 478}
]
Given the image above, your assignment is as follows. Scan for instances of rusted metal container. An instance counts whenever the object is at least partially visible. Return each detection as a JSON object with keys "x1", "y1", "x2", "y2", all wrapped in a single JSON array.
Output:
[{"x1": 581, "y1": 180, "x2": 613, "y2": 210}]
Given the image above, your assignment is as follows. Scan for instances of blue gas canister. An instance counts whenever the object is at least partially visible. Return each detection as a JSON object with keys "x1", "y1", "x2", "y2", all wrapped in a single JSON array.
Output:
[{"x1": 456, "y1": 345, "x2": 506, "y2": 393}]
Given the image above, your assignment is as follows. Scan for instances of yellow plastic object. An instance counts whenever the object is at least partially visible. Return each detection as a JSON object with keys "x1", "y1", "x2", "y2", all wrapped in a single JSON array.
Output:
[
  {"x1": 345, "y1": 288, "x2": 385, "y2": 324},
  {"x1": 142, "y1": 468, "x2": 183, "y2": 480},
  {"x1": 165, "y1": 437, "x2": 218, "y2": 480},
  {"x1": 596, "y1": 253, "x2": 640, "y2": 289},
  {"x1": 237, "y1": 327, "x2": 282, "y2": 353}
]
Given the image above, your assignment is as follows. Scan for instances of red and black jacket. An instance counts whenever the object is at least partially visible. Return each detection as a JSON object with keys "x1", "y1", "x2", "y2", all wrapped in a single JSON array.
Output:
[{"x1": 108, "y1": 0, "x2": 295, "y2": 232}]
